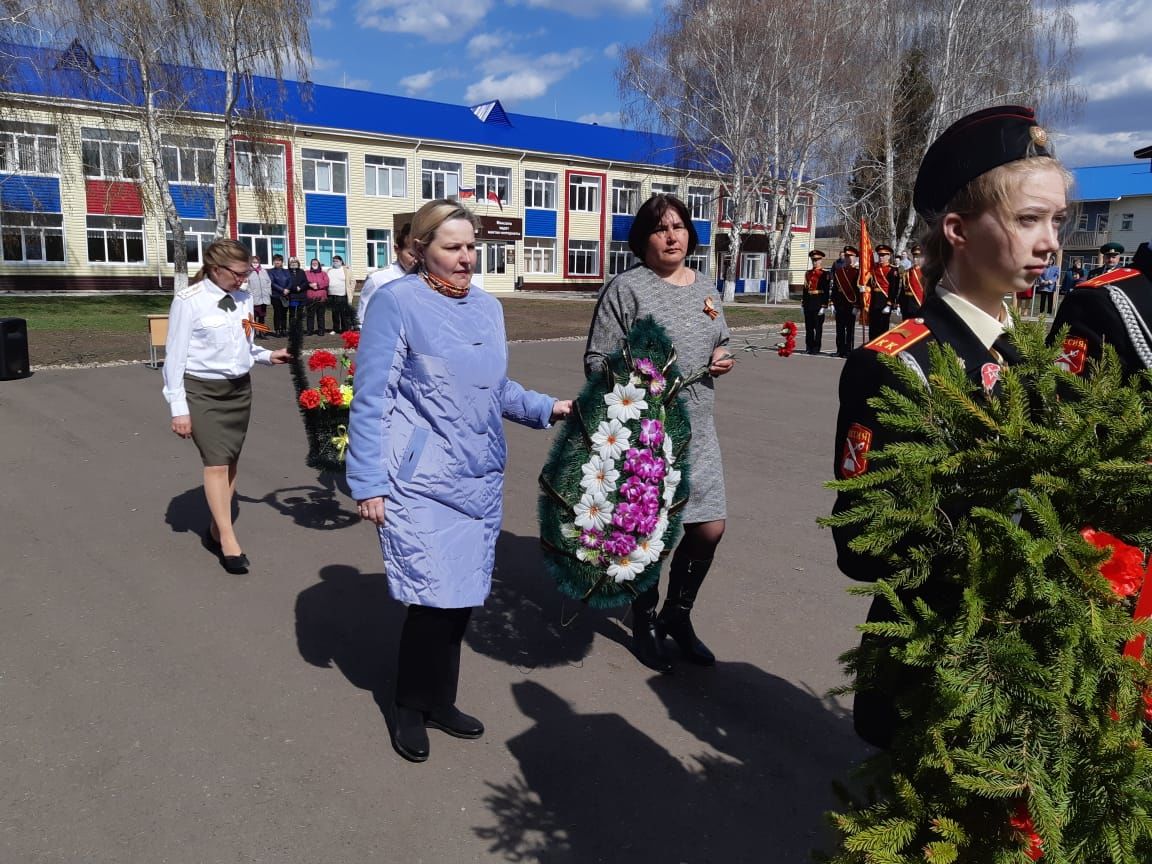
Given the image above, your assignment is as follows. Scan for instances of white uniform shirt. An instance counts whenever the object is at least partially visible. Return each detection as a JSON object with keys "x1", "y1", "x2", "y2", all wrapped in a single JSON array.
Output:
[
  {"x1": 357, "y1": 262, "x2": 407, "y2": 325},
  {"x1": 162, "y1": 278, "x2": 274, "y2": 417}
]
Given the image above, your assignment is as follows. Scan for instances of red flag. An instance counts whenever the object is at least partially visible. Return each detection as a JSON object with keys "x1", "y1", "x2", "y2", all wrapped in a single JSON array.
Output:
[
  {"x1": 486, "y1": 190, "x2": 504, "y2": 211},
  {"x1": 858, "y1": 218, "x2": 874, "y2": 321},
  {"x1": 459, "y1": 188, "x2": 475, "y2": 200}
]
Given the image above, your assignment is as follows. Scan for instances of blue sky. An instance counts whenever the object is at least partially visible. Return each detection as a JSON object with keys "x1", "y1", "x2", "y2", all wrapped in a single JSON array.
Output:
[{"x1": 307, "y1": 0, "x2": 1151, "y2": 169}]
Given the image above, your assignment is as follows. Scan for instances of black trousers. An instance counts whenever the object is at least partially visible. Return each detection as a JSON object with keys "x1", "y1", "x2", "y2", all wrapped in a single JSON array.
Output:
[
  {"x1": 272, "y1": 300, "x2": 288, "y2": 334},
  {"x1": 305, "y1": 300, "x2": 327, "y2": 334},
  {"x1": 868, "y1": 310, "x2": 892, "y2": 342},
  {"x1": 834, "y1": 306, "x2": 856, "y2": 356},
  {"x1": 328, "y1": 296, "x2": 353, "y2": 333},
  {"x1": 803, "y1": 308, "x2": 823, "y2": 354},
  {"x1": 395, "y1": 605, "x2": 474, "y2": 712},
  {"x1": 1038, "y1": 291, "x2": 1054, "y2": 314}
]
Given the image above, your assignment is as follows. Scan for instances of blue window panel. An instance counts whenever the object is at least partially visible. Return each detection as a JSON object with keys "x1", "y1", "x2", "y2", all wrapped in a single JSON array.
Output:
[
  {"x1": 611, "y1": 215, "x2": 634, "y2": 242},
  {"x1": 0, "y1": 174, "x2": 61, "y2": 212},
  {"x1": 305, "y1": 193, "x2": 347, "y2": 226},
  {"x1": 172, "y1": 185, "x2": 214, "y2": 219},
  {"x1": 693, "y1": 220, "x2": 711, "y2": 246},
  {"x1": 524, "y1": 208, "x2": 556, "y2": 238}
]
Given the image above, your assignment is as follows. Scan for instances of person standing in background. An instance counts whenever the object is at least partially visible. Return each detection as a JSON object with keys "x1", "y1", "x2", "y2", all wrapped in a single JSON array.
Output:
[
  {"x1": 358, "y1": 222, "x2": 416, "y2": 327},
  {"x1": 304, "y1": 258, "x2": 329, "y2": 336},
  {"x1": 268, "y1": 254, "x2": 291, "y2": 337},
  {"x1": 832, "y1": 245, "x2": 860, "y2": 357},
  {"x1": 247, "y1": 254, "x2": 272, "y2": 337},
  {"x1": 326, "y1": 254, "x2": 354, "y2": 334},
  {"x1": 1059, "y1": 264, "x2": 1083, "y2": 296},
  {"x1": 801, "y1": 249, "x2": 831, "y2": 354},
  {"x1": 1036, "y1": 254, "x2": 1059, "y2": 314},
  {"x1": 867, "y1": 245, "x2": 897, "y2": 340},
  {"x1": 285, "y1": 257, "x2": 310, "y2": 334},
  {"x1": 897, "y1": 243, "x2": 926, "y2": 319},
  {"x1": 1087, "y1": 241, "x2": 1125, "y2": 278}
]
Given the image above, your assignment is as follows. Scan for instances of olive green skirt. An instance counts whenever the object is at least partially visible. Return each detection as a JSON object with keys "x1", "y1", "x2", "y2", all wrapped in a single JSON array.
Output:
[{"x1": 185, "y1": 373, "x2": 252, "y2": 466}]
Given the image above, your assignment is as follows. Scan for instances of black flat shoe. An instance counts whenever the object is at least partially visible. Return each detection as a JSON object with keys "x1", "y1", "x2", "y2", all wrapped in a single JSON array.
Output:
[
  {"x1": 425, "y1": 706, "x2": 484, "y2": 739},
  {"x1": 393, "y1": 706, "x2": 430, "y2": 762},
  {"x1": 221, "y1": 553, "x2": 249, "y2": 574},
  {"x1": 201, "y1": 529, "x2": 221, "y2": 555}
]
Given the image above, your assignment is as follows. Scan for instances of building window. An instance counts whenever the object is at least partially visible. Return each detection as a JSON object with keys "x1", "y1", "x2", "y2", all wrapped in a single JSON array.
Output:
[
  {"x1": 1096, "y1": 213, "x2": 1109, "y2": 232},
  {"x1": 476, "y1": 165, "x2": 511, "y2": 205},
  {"x1": 234, "y1": 142, "x2": 285, "y2": 190},
  {"x1": 651, "y1": 182, "x2": 678, "y2": 197},
  {"x1": 305, "y1": 225, "x2": 348, "y2": 267},
  {"x1": 302, "y1": 148, "x2": 347, "y2": 194},
  {"x1": 608, "y1": 240, "x2": 636, "y2": 276},
  {"x1": 524, "y1": 170, "x2": 556, "y2": 209},
  {"x1": 568, "y1": 174, "x2": 601, "y2": 213},
  {"x1": 791, "y1": 195, "x2": 811, "y2": 229},
  {"x1": 237, "y1": 222, "x2": 287, "y2": 263},
  {"x1": 1121, "y1": 213, "x2": 1134, "y2": 232},
  {"x1": 162, "y1": 136, "x2": 214, "y2": 185},
  {"x1": 366, "y1": 228, "x2": 392, "y2": 269},
  {"x1": 165, "y1": 218, "x2": 216, "y2": 264},
  {"x1": 86, "y1": 215, "x2": 145, "y2": 263},
  {"x1": 720, "y1": 196, "x2": 736, "y2": 224},
  {"x1": 81, "y1": 127, "x2": 140, "y2": 179},
  {"x1": 687, "y1": 186, "x2": 712, "y2": 221},
  {"x1": 685, "y1": 245, "x2": 710, "y2": 274},
  {"x1": 741, "y1": 253, "x2": 765, "y2": 281},
  {"x1": 523, "y1": 237, "x2": 555, "y2": 274},
  {"x1": 364, "y1": 155, "x2": 406, "y2": 198},
  {"x1": 568, "y1": 239, "x2": 600, "y2": 275},
  {"x1": 0, "y1": 122, "x2": 59, "y2": 175},
  {"x1": 611, "y1": 180, "x2": 640, "y2": 216},
  {"x1": 421, "y1": 160, "x2": 461, "y2": 200},
  {"x1": 1, "y1": 211, "x2": 64, "y2": 261},
  {"x1": 476, "y1": 242, "x2": 507, "y2": 275},
  {"x1": 757, "y1": 196, "x2": 777, "y2": 227}
]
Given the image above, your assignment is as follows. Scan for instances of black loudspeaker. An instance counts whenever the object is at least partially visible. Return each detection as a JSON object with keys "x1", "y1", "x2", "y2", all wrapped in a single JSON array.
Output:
[{"x1": 0, "y1": 317, "x2": 31, "y2": 380}]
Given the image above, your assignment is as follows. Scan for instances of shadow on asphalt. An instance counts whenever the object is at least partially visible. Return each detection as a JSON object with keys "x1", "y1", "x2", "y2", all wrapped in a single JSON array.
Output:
[
  {"x1": 467, "y1": 531, "x2": 626, "y2": 671},
  {"x1": 238, "y1": 472, "x2": 359, "y2": 531},
  {"x1": 165, "y1": 485, "x2": 235, "y2": 536},
  {"x1": 476, "y1": 672, "x2": 867, "y2": 863}
]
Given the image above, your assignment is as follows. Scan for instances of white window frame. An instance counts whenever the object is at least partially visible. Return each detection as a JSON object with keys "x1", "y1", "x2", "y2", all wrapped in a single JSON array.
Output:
[
  {"x1": 608, "y1": 240, "x2": 637, "y2": 276},
  {"x1": 86, "y1": 215, "x2": 146, "y2": 264},
  {"x1": 165, "y1": 218, "x2": 217, "y2": 265},
  {"x1": 1096, "y1": 212, "x2": 1110, "y2": 231},
  {"x1": 791, "y1": 194, "x2": 811, "y2": 229},
  {"x1": 612, "y1": 179, "x2": 640, "y2": 216},
  {"x1": 685, "y1": 245, "x2": 710, "y2": 274},
  {"x1": 1121, "y1": 213, "x2": 1134, "y2": 232},
  {"x1": 364, "y1": 155, "x2": 406, "y2": 198},
  {"x1": 741, "y1": 253, "x2": 765, "y2": 280},
  {"x1": 234, "y1": 142, "x2": 285, "y2": 190},
  {"x1": 0, "y1": 211, "x2": 65, "y2": 262},
  {"x1": 568, "y1": 174, "x2": 601, "y2": 214},
  {"x1": 0, "y1": 123, "x2": 59, "y2": 176},
  {"x1": 476, "y1": 165, "x2": 511, "y2": 206},
  {"x1": 421, "y1": 160, "x2": 461, "y2": 200},
  {"x1": 524, "y1": 170, "x2": 556, "y2": 209},
  {"x1": 304, "y1": 224, "x2": 349, "y2": 267},
  {"x1": 366, "y1": 228, "x2": 392, "y2": 270},
  {"x1": 302, "y1": 148, "x2": 347, "y2": 195},
  {"x1": 237, "y1": 222, "x2": 287, "y2": 263},
  {"x1": 81, "y1": 127, "x2": 140, "y2": 180},
  {"x1": 476, "y1": 241, "x2": 508, "y2": 275},
  {"x1": 568, "y1": 239, "x2": 600, "y2": 276},
  {"x1": 523, "y1": 237, "x2": 555, "y2": 274},
  {"x1": 162, "y1": 136, "x2": 215, "y2": 185},
  {"x1": 651, "y1": 182, "x2": 678, "y2": 198},
  {"x1": 687, "y1": 186, "x2": 712, "y2": 221}
]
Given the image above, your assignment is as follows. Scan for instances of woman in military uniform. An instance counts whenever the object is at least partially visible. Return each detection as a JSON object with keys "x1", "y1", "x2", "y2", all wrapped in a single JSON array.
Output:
[{"x1": 831, "y1": 106, "x2": 1071, "y2": 747}]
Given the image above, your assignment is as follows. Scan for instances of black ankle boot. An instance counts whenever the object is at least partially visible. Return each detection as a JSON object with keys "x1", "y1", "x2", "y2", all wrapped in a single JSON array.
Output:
[
  {"x1": 631, "y1": 586, "x2": 672, "y2": 673},
  {"x1": 657, "y1": 557, "x2": 716, "y2": 665}
]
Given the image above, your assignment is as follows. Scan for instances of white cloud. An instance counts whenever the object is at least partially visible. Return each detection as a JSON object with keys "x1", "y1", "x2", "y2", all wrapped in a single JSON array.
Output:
[
  {"x1": 1074, "y1": 54, "x2": 1152, "y2": 102},
  {"x1": 577, "y1": 111, "x2": 620, "y2": 127},
  {"x1": 465, "y1": 48, "x2": 586, "y2": 104},
  {"x1": 311, "y1": 0, "x2": 338, "y2": 29},
  {"x1": 356, "y1": 0, "x2": 492, "y2": 41},
  {"x1": 309, "y1": 55, "x2": 341, "y2": 73},
  {"x1": 468, "y1": 32, "x2": 506, "y2": 55},
  {"x1": 603, "y1": 42, "x2": 621, "y2": 59},
  {"x1": 1054, "y1": 129, "x2": 1152, "y2": 168},
  {"x1": 1071, "y1": 1, "x2": 1152, "y2": 48},
  {"x1": 514, "y1": 0, "x2": 649, "y2": 14},
  {"x1": 400, "y1": 68, "x2": 442, "y2": 95}
]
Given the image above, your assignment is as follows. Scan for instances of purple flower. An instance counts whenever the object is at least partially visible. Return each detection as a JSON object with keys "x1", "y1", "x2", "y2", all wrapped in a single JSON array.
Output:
[
  {"x1": 634, "y1": 494, "x2": 661, "y2": 520},
  {"x1": 579, "y1": 528, "x2": 604, "y2": 550},
  {"x1": 633, "y1": 454, "x2": 667, "y2": 482},
  {"x1": 612, "y1": 502, "x2": 639, "y2": 533},
  {"x1": 634, "y1": 358, "x2": 659, "y2": 378},
  {"x1": 648, "y1": 373, "x2": 666, "y2": 396},
  {"x1": 603, "y1": 531, "x2": 637, "y2": 557},
  {"x1": 619, "y1": 476, "x2": 648, "y2": 503},
  {"x1": 639, "y1": 418, "x2": 664, "y2": 448},
  {"x1": 623, "y1": 447, "x2": 650, "y2": 476},
  {"x1": 635, "y1": 513, "x2": 660, "y2": 535}
]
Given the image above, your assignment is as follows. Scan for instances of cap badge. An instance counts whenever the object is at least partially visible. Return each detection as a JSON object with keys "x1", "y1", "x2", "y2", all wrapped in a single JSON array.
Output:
[{"x1": 1029, "y1": 125, "x2": 1049, "y2": 148}]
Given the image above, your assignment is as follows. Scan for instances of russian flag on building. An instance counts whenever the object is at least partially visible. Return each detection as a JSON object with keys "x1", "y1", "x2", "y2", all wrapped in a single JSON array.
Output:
[
  {"x1": 459, "y1": 187, "x2": 475, "y2": 199},
  {"x1": 486, "y1": 190, "x2": 503, "y2": 212}
]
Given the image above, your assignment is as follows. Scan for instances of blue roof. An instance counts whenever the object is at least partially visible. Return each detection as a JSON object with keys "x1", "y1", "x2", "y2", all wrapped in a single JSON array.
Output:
[
  {"x1": 1072, "y1": 163, "x2": 1152, "y2": 201},
  {"x1": 0, "y1": 42, "x2": 694, "y2": 169}
]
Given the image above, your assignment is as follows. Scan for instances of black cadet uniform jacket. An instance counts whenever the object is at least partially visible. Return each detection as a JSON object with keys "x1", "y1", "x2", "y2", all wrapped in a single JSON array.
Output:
[
  {"x1": 831, "y1": 295, "x2": 1019, "y2": 748},
  {"x1": 1048, "y1": 243, "x2": 1152, "y2": 381},
  {"x1": 801, "y1": 266, "x2": 831, "y2": 311}
]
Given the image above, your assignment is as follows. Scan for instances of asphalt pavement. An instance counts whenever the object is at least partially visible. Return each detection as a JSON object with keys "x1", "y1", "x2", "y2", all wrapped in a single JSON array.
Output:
[{"x1": 0, "y1": 324, "x2": 871, "y2": 864}]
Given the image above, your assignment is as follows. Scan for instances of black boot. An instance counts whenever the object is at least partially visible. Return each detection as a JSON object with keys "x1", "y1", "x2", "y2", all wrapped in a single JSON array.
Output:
[
  {"x1": 631, "y1": 586, "x2": 672, "y2": 673},
  {"x1": 657, "y1": 557, "x2": 716, "y2": 665}
]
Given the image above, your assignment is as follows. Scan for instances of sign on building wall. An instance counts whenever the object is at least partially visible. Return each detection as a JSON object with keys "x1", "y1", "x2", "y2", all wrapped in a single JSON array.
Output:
[{"x1": 478, "y1": 216, "x2": 523, "y2": 241}]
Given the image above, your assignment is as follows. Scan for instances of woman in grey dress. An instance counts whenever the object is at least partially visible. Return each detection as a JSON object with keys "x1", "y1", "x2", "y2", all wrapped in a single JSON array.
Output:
[{"x1": 584, "y1": 194, "x2": 735, "y2": 672}]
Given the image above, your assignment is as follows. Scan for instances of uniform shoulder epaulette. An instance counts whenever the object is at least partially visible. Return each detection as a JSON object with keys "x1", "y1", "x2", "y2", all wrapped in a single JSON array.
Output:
[
  {"x1": 865, "y1": 319, "x2": 932, "y2": 356},
  {"x1": 1077, "y1": 268, "x2": 1141, "y2": 289},
  {"x1": 175, "y1": 283, "x2": 203, "y2": 300}
]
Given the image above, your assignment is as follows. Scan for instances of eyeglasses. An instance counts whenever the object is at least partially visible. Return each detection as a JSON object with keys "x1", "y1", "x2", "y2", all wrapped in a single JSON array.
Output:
[{"x1": 222, "y1": 265, "x2": 252, "y2": 279}]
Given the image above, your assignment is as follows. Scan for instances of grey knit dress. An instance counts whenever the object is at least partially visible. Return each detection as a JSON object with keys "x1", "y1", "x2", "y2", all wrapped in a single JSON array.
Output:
[{"x1": 583, "y1": 265, "x2": 731, "y2": 523}]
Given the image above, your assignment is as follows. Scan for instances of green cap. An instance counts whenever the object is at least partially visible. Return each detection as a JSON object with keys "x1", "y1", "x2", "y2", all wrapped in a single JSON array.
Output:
[{"x1": 1101, "y1": 242, "x2": 1125, "y2": 255}]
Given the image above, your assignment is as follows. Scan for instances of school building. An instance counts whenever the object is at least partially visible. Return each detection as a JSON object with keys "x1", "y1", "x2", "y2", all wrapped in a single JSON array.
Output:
[{"x1": 0, "y1": 42, "x2": 814, "y2": 294}]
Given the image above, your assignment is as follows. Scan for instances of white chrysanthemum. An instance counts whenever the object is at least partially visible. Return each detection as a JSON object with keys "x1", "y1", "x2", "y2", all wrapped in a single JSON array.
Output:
[
  {"x1": 591, "y1": 418, "x2": 632, "y2": 461},
  {"x1": 604, "y1": 382, "x2": 648, "y2": 423},
  {"x1": 576, "y1": 547, "x2": 601, "y2": 564},
  {"x1": 608, "y1": 553, "x2": 646, "y2": 582},
  {"x1": 662, "y1": 434, "x2": 674, "y2": 464},
  {"x1": 653, "y1": 513, "x2": 669, "y2": 539},
  {"x1": 628, "y1": 373, "x2": 643, "y2": 387},
  {"x1": 560, "y1": 522, "x2": 580, "y2": 540},
  {"x1": 573, "y1": 491, "x2": 613, "y2": 531},
  {"x1": 663, "y1": 467, "x2": 682, "y2": 505},
  {"x1": 579, "y1": 454, "x2": 620, "y2": 496},
  {"x1": 633, "y1": 534, "x2": 664, "y2": 565}
]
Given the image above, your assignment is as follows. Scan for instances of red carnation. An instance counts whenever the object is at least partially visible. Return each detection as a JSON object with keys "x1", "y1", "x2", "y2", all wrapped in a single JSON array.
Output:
[
  {"x1": 1081, "y1": 526, "x2": 1145, "y2": 598},
  {"x1": 781, "y1": 320, "x2": 798, "y2": 337},
  {"x1": 309, "y1": 350, "x2": 339, "y2": 371},
  {"x1": 1008, "y1": 801, "x2": 1044, "y2": 861},
  {"x1": 323, "y1": 388, "x2": 343, "y2": 407},
  {"x1": 341, "y1": 330, "x2": 360, "y2": 350},
  {"x1": 318, "y1": 375, "x2": 340, "y2": 390},
  {"x1": 299, "y1": 389, "x2": 322, "y2": 410},
  {"x1": 348, "y1": 361, "x2": 356, "y2": 377}
]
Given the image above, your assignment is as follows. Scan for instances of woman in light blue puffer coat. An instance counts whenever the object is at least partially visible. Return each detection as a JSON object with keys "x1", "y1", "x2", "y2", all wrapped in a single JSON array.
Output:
[{"x1": 348, "y1": 200, "x2": 571, "y2": 763}]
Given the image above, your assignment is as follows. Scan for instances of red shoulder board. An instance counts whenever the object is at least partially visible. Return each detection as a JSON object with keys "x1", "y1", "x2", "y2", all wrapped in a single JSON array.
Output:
[
  {"x1": 1078, "y1": 268, "x2": 1141, "y2": 289},
  {"x1": 864, "y1": 319, "x2": 932, "y2": 356}
]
